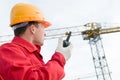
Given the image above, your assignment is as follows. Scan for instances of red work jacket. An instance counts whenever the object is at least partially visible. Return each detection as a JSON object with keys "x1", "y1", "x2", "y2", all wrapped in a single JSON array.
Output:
[{"x1": 0, "y1": 36, "x2": 66, "y2": 80}]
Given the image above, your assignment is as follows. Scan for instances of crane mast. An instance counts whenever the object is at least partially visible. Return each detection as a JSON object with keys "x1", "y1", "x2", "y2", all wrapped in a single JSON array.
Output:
[
  {"x1": 0, "y1": 23, "x2": 120, "y2": 80},
  {"x1": 82, "y1": 23, "x2": 112, "y2": 80}
]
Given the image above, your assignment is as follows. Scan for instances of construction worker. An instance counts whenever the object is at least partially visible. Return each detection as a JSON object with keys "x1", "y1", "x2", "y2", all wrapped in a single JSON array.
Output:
[{"x1": 0, "y1": 3, "x2": 73, "y2": 80}]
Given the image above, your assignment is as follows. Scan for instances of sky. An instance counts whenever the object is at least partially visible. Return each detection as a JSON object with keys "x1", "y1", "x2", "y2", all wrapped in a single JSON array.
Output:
[{"x1": 0, "y1": 0, "x2": 120, "y2": 80}]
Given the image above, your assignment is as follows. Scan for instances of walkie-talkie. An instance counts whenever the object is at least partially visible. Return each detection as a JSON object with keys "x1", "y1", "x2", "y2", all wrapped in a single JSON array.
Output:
[{"x1": 63, "y1": 31, "x2": 72, "y2": 47}]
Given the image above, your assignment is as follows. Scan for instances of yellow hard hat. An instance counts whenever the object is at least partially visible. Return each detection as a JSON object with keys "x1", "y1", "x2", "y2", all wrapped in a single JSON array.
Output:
[{"x1": 10, "y1": 3, "x2": 51, "y2": 28}]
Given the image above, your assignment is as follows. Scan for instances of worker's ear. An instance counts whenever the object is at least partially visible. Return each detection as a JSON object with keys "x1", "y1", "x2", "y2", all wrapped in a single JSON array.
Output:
[{"x1": 29, "y1": 24, "x2": 36, "y2": 34}]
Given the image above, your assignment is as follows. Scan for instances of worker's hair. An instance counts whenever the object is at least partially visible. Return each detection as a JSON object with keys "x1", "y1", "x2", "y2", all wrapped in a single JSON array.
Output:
[{"x1": 14, "y1": 21, "x2": 39, "y2": 36}]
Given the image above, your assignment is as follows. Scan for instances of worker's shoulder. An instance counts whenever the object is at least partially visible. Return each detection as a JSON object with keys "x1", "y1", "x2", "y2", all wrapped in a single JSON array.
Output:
[{"x1": 0, "y1": 42, "x2": 20, "y2": 50}]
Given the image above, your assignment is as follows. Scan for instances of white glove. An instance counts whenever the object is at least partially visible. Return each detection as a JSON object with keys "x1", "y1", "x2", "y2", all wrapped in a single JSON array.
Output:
[{"x1": 56, "y1": 37, "x2": 73, "y2": 61}]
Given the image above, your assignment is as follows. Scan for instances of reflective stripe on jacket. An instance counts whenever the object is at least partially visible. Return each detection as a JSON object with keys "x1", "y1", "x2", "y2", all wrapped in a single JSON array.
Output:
[{"x1": 0, "y1": 36, "x2": 66, "y2": 80}]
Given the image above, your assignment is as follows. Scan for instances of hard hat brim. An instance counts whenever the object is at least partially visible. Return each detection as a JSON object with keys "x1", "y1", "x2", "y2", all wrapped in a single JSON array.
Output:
[
  {"x1": 10, "y1": 20, "x2": 51, "y2": 28},
  {"x1": 43, "y1": 21, "x2": 51, "y2": 28}
]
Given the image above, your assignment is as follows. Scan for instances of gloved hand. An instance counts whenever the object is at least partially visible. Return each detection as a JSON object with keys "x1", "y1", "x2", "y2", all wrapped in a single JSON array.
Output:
[{"x1": 56, "y1": 37, "x2": 73, "y2": 61}]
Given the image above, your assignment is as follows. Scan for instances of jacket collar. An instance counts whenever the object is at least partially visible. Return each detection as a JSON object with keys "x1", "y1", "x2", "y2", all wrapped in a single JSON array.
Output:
[{"x1": 12, "y1": 36, "x2": 41, "y2": 53}]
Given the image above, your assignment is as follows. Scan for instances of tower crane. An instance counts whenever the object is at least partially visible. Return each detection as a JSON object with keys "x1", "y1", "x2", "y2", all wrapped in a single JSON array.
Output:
[{"x1": 0, "y1": 22, "x2": 120, "y2": 80}]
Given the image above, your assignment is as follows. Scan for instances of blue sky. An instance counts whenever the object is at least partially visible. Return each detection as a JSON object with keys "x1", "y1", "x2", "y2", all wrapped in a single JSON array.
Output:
[{"x1": 0, "y1": 0, "x2": 120, "y2": 80}]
